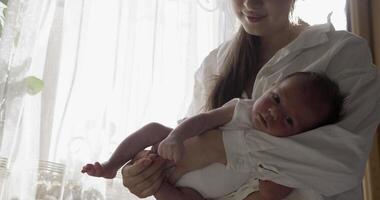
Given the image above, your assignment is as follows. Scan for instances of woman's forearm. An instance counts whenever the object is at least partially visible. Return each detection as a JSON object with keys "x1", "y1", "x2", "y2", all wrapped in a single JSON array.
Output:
[
  {"x1": 154, "y1": 182, "x2": 204, "y2": 200},
  {"x1": 154, "y1": 182, "x2": 188, "y2": 200}
]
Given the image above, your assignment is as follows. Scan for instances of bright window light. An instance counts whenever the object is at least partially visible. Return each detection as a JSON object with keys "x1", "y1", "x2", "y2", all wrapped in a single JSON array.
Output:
[{"x1": 294, "y1": 0, "x2": 347, "y2": 30}]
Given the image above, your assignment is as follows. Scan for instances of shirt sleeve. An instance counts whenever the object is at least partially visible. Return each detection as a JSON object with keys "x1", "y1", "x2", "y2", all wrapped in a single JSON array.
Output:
[
  {"x1": 185, "y1": 40, "x2": 232, "y2": 118},
  {"x1": 221, "y1": 98, "x2": 255, "y2": 130},
  {"x1": 185, "y1": 48, "x2": 219, "y2": 117},
  {"x1": 223, "y1": 36, "x2": 380, "y2": 196}
]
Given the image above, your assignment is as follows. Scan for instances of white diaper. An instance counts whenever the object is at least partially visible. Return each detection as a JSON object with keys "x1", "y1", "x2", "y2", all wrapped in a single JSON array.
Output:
[{"x1": 176, "y1": 163, "x2": 251, "y2": 199}]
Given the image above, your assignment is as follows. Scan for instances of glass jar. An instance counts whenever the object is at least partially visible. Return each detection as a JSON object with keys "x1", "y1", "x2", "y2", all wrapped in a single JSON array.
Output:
[
  {"x1": 35, "y1": 160, "x2": 65, "y2": 200},
  {"x1": 0, "y1": 157, "x2": 6, "y2": 168},
  {"x1": 0, "y1": 157, "x2": 8, "y2": 199}
]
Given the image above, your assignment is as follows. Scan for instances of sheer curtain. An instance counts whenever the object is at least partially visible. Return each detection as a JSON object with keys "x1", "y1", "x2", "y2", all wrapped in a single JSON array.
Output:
[
  {"x1": 0, "y1": 0, "x2": 347, "y2": 199},
  {"x1": 0, "y1": 0, "x2": 236, "y2": 199}
]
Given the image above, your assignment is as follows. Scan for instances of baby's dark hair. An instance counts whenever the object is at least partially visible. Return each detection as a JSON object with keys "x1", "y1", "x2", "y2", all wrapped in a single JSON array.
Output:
[{"x1": 282, "y1": 72, "x2": 345, "y2": 127}]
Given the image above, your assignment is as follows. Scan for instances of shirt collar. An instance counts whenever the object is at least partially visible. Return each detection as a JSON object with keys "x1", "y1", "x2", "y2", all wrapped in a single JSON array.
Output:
[
  {"x1": 216, "y1": 23, "x2": 335, "y2": 75},
  {"x1": 282, "y1": 23, "x2": 335, "y2": 55}
]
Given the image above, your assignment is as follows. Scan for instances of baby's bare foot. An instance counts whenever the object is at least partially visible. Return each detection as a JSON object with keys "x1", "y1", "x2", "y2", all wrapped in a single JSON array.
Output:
[{"x1": 81, "y1": 162, "x2": 117, "y2": 179}]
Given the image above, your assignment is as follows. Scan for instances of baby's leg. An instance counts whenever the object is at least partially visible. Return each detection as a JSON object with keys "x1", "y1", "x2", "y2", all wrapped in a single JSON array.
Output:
[
  {"x1": 155, "y1": 182, "x2": 204, "y2": 200},
  {"x1": 82, "y1": 122, "x2": 172, "y2": 178}
]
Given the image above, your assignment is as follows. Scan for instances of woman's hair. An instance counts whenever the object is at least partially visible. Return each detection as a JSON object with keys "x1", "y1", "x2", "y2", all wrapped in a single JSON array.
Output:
[
  {"x1": 206, "y1": 0, "x2": 298, "y2": 110},
  {"x1": 206, "y1": 27, "x2": 261, "y2": 110}
]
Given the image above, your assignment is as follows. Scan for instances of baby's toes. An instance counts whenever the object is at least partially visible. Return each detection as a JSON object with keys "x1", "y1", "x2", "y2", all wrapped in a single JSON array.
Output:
[
  {"x1": 93, "y1": 163, "x2": 105, "y2": 176},
  {"x1": 88, "y1": 165, "x2": 100, "y2": 175},
  {"x1": 94, "y1": 163, "x2": 103, "y2": 171},
  {"x1": 82, "y1": 164, "x2": 92, "y2": 172},
  {"x1": 94, "y1": 162, "x2": 102, "y2": 167}
]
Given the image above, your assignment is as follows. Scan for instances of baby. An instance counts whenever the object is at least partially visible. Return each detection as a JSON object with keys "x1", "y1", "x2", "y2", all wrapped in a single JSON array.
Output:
[{"x1": 82, "y1": 72, "x2": 344, "y2": 199}]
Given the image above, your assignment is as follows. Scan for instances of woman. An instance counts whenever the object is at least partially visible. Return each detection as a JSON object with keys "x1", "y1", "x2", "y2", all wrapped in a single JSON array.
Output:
[{"x1": 121, "y1": 0, "x2": 380, "y2": 199}]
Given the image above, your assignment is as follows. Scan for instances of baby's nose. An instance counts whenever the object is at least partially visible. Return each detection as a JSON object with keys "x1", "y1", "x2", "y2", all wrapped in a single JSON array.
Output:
[{"x1": 268, "y1": 107, "x2": 280, "y2": 120}]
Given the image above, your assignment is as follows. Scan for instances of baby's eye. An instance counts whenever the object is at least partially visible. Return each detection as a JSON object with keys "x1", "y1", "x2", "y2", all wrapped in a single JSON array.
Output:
[
  {"x1": 272, "y1": 93, "x2": 280, "y2": 104},
  {"x1": 285, "y1": 117, "x2": 294, "y2": 126}
]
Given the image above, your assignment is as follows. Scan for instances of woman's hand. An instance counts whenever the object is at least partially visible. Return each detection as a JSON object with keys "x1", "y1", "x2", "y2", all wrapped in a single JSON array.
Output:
[{"x1": 121, "y1": 150, "x2": 167, "y2": 198}]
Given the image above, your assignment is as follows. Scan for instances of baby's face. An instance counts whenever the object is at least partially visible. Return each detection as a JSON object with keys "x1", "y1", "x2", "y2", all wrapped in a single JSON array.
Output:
[{"x1": 251, "y1": 77, "x2": 329, "y2": 137}]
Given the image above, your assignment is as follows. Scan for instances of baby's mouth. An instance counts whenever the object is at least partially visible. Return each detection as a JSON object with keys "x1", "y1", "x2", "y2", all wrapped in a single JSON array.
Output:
[{"x1": 258, "y1": 113, "x2": 268, "y2": 128}]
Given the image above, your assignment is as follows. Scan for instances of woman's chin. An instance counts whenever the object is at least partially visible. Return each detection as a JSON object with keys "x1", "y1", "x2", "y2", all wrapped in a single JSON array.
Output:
[{"x1": 241, "y1": 24, "x2": 265, "y2": 36}]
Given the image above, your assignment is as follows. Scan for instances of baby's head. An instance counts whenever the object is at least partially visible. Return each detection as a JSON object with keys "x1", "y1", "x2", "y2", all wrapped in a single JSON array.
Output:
[{"x1": 251, "y1": 72, "x2": 345, "y2": 137}]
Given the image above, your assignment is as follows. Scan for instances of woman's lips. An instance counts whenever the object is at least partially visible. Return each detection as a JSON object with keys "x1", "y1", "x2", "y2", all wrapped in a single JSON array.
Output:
[{"x1": 244, "y1": 14, "x2": 267, "y2": 23}]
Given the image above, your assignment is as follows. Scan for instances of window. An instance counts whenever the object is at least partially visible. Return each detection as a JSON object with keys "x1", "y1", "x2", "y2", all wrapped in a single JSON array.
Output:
[{"x1": 295, "y1": 0, "x2": 347, "y2": 30}]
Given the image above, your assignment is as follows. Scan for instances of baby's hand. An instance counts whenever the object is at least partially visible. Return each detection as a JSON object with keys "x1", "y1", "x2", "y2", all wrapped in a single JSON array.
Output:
[{"x1": 158, "y1": 136, "x2": 185, "y2": 163}]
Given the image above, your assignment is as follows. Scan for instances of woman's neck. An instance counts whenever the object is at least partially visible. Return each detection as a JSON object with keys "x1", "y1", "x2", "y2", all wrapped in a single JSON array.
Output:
[{"x1": 259, "y1": 23, "x2": 306, "y2": 62}]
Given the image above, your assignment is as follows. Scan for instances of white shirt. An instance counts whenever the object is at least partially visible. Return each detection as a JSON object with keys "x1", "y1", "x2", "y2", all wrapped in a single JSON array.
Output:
[{"x1": 186, "y1": 23, "x2": 380, "y2": 199}]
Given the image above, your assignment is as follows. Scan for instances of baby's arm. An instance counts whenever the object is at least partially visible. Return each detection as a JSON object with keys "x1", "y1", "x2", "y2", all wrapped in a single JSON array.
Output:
[{"x1": 158, "y1": 100, "x2": 237, "y2": 162}]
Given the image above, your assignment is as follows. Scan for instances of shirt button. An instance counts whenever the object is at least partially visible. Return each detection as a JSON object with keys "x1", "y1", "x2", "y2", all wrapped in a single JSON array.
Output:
[
  {"x1": 237, "y1": 158, "x2": 244, "y2": 165},
  {"x1": 257, "y1": 164, "x2": 264, "y2": 173}
]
